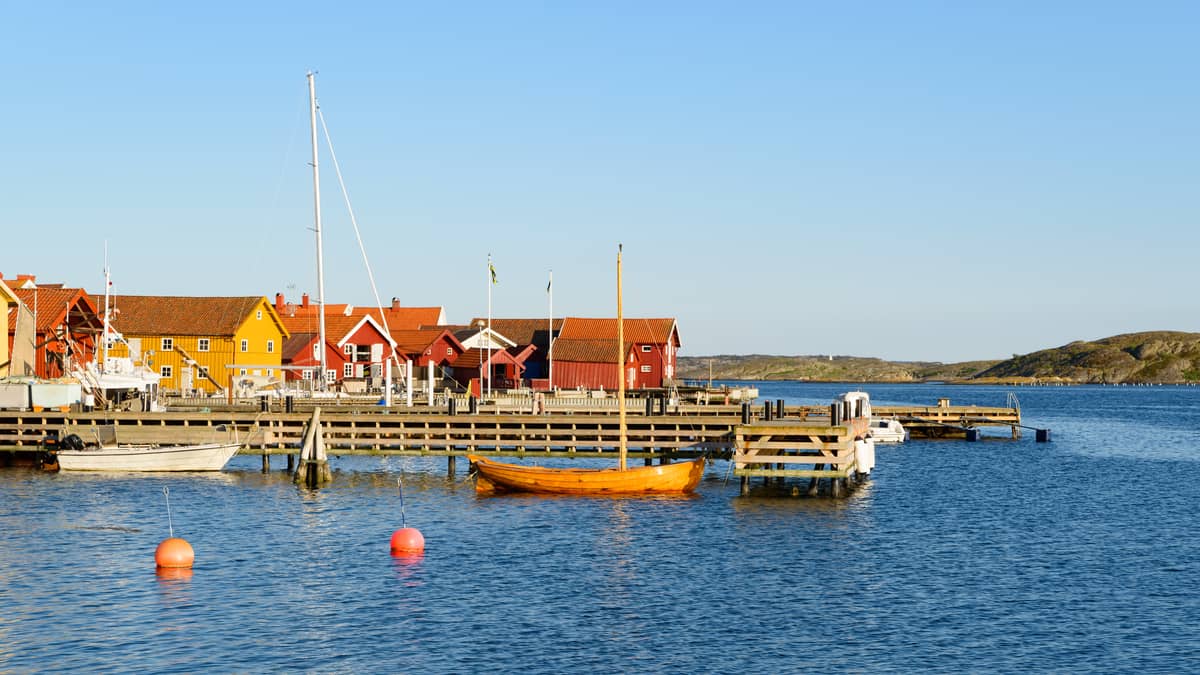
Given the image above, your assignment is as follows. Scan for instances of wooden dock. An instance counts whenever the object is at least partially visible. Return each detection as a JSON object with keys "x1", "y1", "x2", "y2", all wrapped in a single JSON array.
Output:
[
  {"x1": 0, "y1": 395, "x2": 1032, "y2": 495},
  {"x1": 732, "y1": 416, "x2": 870, "y2": 497}
]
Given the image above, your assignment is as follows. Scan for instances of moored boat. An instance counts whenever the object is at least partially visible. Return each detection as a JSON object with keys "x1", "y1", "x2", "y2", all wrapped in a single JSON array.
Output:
[
  {"x1": 469, "y1": 454, "x2": 705, "y2": 495},
  {"x1": 868, "y1": 418, "x2": 908, "y2": 443},
  {"x1": 55, "y1": 441, "x2": 242, "y2": 472}
]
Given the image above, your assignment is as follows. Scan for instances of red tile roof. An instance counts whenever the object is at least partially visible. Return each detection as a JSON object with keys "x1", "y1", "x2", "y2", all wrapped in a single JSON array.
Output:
[
  {"x1": 549, "y1": 339, "x2": 623, "y2": 363},
  {"x1": 91, "y1": 295, "x2": 279, "y2": 337},
  {"x1": 14, "y1": 288, "x2": 99, "y2": 331},
  {"x1": 279, "y1": 302, "x2": 443, "y2": 331},
  {"x1": 389, "y1": 328, "x2": 462, "y2": 355},
  {"x1": 558, "y1": 318, "x2": 678, "y2": 346}
]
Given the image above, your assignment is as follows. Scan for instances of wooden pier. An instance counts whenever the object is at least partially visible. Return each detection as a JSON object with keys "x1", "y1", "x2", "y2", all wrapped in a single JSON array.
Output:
[
  {"x1": 0, "y1": 395, "x2": 1032, "y2": 496},
  {"x1": 732, "y1": 416, "x2": 871, "y2": 497}
]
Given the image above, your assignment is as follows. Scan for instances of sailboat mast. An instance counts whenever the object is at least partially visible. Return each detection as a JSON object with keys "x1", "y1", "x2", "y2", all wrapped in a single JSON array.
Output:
[
  {"x1": 308, "y1": 71, "x2": 328, "y2": 389},
  {"x1": 102, "y1": 243, "x2": 110, "y2": 372},
  {"x1": 617, "y1": 244, "x2": 627, "y2": 471}
]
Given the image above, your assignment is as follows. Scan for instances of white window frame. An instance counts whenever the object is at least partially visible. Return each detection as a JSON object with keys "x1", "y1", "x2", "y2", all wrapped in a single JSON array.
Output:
[
  {"x1": 313, "y1": 343, "x2": 321, "y2": 359},
  {"x1": 267, "y1": 340, "x2": 274, "y2": 354},
  {"x1": 326, "y1": 369, "x2": 338, "y2": 382},
  {"x1": 240, "y1": 339, "x2": 248, "y2": 352},
  {"x1": 343, "y1": 344, "x2": 354, "y2": 356},
  {"x1": 343, "y1": 363, "x2": 354, "y2": 377},
  {"x1": 256, "y1": 310, "x2": 263, "y2": 320},
  {"x1": 640, "y1": 365, "x2": 652, "y2": 373},
  {"x1": 642, "y1": 345, "x2": 652, "y2": 352},
  {"x1": 197, "y1": 338, "x2": 210, "y2": 352},
  {"x1": 161, "y1": 337, "x2": 173, "y2": 351},
  {"x1": 446, "y1": 347, "x2": 453, "y2": 356},
  {"x1": 239, "y1": 369, "x2": 247, "y2": 376},
  {"x1": 160, "y1": 365, "x2": 173, "y2": 378},
  {"x1": 301, "y1": 369, "x2": 313, "y2": 381}
]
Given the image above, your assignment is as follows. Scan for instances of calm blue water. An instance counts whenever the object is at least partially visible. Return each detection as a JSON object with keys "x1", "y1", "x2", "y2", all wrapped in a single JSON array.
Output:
[{"x1": 2, "y1": 383, "x2": 1199, "y2": 672}]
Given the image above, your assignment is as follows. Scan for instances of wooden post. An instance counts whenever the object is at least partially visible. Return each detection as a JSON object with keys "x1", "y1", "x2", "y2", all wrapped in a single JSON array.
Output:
[
  {"x1": 740, "y1": 474, "x2": 750, "y2": 496},
  {"x1": 261, "y1": 451, "x2": 269, "y2": 473},
  {"x1": 286, "y1": 454, "x2": 294, "y2": 472},
  {"x1": 448, "y1": 454, "x2": 457, "y2": 477}
]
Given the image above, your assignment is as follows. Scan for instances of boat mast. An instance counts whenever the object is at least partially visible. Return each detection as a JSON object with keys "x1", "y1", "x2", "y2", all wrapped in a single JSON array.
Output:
[
  {"x1": 102, "y1": 242, "x2": 110, "y2": 373},
  {"x1": 308, "y1": 71, "x2": 328, "y2": 390},
  {"x1": 617, "y1": 244, "x2": 627, "y2": 471}
]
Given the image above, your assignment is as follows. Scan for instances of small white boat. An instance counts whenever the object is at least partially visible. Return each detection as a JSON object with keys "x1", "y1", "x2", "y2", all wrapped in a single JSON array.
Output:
[
  {"x1": 56, "y1": 443, "x2": 242, "y2": 472},
  {"x1": 868, "y1": 418, "x2": 908, "y2": 443},
  {"x1": 54, "y1": 428, "x2": 241, "y2": 471}
]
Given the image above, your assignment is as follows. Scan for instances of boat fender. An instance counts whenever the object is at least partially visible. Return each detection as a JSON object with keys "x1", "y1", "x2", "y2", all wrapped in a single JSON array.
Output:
[{"x1": 62, "y1": 434, "x2": 85, "y2": 451}]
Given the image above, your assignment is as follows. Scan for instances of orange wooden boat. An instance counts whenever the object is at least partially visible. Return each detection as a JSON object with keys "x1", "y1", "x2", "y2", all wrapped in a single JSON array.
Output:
[
  {"x1": 469, "y1": 454, "x2": 705, "y2": 495},
  {"x1": 469, "y1": 245, "x2": 705, "y2": 496}
]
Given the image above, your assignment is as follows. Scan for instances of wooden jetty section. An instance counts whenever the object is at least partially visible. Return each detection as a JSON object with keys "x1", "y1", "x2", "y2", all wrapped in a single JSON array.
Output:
[{"x1": 733, "y1": 416, "x2": 870, "y2": 497}]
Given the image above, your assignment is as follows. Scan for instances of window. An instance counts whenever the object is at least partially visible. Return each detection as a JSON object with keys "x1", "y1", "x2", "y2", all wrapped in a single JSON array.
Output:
[
  {"x1": 198, "y1": 367, "x2": 209, "y2": 380},
  {"x1": 640, "y1": 365, "x2": 652, "y2": 373},
  {"x1": 313, "y1": 343, "x2": 321, "y2": 359},
  {"x1": 197, "y1": 338, "x2": 210, "y2": 352},
  {"x1": 301, "y1": 369, "x2": 312, "y2": 381},
  {"x1": 344, "y1": 363, "x2": 354, "y2": 377},
  {"x1": 240, "y1": 339, "x2": 248, "y2": 352},
  {"x1": 343, "y1": 344, "x2": 354, "y2": 356},
  {"x1": 446, "y1": 347, "x2": 453, "y2": 356},
  {"x1": 161, "y1": 338, "x2": 173, "y2": 351},
  {"x1": 642, "y1": 345, "x2": 652, "y2": 352},
  {"x1": 326, "y1": 369, "x2": 337, "y2": 382},
  {"x1": 160, "y1": 365, "x2": 173, "y2": 378},
  {"x1": 266, "y1": 340, "x2": 274, "y2": 354},
  {"x1": 256, "y1": 310, "x2": 263, "y2": 320},
  {"x1": 239, "y1": 369, "x2": 247, "y2": 376}
]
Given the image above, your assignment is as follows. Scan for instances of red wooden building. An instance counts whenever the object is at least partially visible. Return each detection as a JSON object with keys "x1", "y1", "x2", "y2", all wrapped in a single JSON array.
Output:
[
  {"x1": 5, "y1": 279, "x2": 101, "y2": 379},
  {"x1": 279, "y1": 313, "x2": 394, "y2": 386},
  {"x1": 550, "y1": 318, "x2": 680, "y2": 391}
]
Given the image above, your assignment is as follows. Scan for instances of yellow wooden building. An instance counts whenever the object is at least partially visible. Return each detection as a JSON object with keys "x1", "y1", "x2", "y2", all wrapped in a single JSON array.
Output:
[{"x1": 92, "y1": 295, "x2": 289, "y2": 395}]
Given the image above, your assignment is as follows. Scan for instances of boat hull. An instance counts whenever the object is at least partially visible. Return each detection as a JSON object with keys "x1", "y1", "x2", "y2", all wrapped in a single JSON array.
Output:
[
  {"x1": 468, "y1": 455, "x2": 705, "y2": 495},
  {"x1": 56, "y1": 443, "x2": 242, "y2": 472}
]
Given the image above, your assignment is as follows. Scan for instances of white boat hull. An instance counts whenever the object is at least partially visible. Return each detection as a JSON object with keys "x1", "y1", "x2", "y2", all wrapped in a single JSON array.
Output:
[{"x1": 56, "y1": 443, "x2": 242, "y2": 472}]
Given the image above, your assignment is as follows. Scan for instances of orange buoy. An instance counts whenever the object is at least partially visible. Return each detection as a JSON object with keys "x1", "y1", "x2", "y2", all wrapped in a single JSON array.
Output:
[
  {"x1": 155, "y1": 537, "x2": 195, "y2": 568},
  {"x1": 390, "y1": 527, "x2": 425, "y2": 554}
]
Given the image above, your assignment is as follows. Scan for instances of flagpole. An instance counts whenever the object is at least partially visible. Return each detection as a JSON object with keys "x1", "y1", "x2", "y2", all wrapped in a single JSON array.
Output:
[
  {"x1": 487, "y1": 253, "x2": 492, "y2": 399},
  {"x1": 547, "y1": 269, "x2": 553, "y2": 392}
]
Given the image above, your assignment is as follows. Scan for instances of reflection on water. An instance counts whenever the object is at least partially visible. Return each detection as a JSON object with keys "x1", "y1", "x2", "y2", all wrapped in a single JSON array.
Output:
[{"x1": 1, "y1": 384, "x2": 1199, "y2": 672}]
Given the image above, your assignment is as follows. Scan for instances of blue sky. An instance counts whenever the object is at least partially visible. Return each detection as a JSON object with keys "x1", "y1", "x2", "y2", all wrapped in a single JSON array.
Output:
[{"x1": 3, "y1": 2, "x2": 1197, "y2": 362}]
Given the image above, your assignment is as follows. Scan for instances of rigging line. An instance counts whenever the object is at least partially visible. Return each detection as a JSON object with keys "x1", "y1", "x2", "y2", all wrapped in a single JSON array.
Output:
[
  {"x1": 316, "y1": 107, "x2": 403, "y2": 372},
  {"x1": 267, "y1": 88, "x2": 309, "y2": 245}
]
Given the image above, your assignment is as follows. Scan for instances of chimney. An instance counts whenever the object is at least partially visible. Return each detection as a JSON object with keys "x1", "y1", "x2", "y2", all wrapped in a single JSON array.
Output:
[
  {"x1": 391, "y1": 297, "x2": 401, "y2": 310},
  {"x1": 275, "y1": 292, "x2": 284, "y2": 309},
  {"x1": 302, "y1": 293, "x2": 310, "y2": 308}
]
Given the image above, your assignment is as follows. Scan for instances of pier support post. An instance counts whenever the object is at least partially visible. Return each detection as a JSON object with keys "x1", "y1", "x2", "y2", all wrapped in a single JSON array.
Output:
[
  {"x1": 741, "y1": 403, "x2": 751, "y2": 424},
  {"x1": 287, "y1": 454, "x2": 294, "y2": 472},
  {"x1": 645, "y1": 397, "x2": 653, "y2": 416},
  {"x1": 776, "y1": 399, "x2": 785, "y2": 419},
  {"x1": 448, "y1": 454, "x2": 457, "y2": 477},
  {"x1": 807, "y1": 464, "x2": 823, "y2": 497},
  {"x1": 740, "y1": 475, "x2": 750, "y2": 496},
  {"x1": 262, "y1": 452, "x2": 269, "y2": 473},
  {"x1": 763, "y1": 401, "x2": 773, "y2": 421}
]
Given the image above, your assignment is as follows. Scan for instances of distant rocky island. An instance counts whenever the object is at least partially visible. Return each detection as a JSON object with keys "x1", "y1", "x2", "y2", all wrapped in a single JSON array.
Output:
[{"x1": 678, "y1": 331, "x2": 1200, "y2": 385}]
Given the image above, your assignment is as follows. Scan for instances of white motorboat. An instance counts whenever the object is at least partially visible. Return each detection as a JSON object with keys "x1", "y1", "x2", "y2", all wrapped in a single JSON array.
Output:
[
  {"x1": 54, "y1": 428, "x2": 241, "y2": 471},
  {"x1": 868, "y1": 417, "x2": 908, "y2": 443}
]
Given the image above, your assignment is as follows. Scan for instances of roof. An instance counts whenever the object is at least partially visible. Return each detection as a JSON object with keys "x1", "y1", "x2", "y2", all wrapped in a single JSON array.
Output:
[
  {"x1": 389, "y1": 328, "x2": 463, "y2": 355},
  {"x1": 549, "y1": 339, "x2": 623, "y2": 363},
  {"x1": 92, "y1": 295, "x2": 283, "y2": 337},
  {"x1": 280, "y1": 313, "x2": 394, "y2": 347},
  {"x1": 470, "y1": 318, "x2": 563, "y2": 347},
  {"x1": 279, "y1": 301, "x2": 445, "y2": 331},
  {"x1": 558, "y1": 318, "x2": 678, "y2": 345},
  {"x1": 281, "y1": 333, "x2": 318, "y2": 360},
  {"x1": 13, "y1": 287, "x2": 99, "y2": 332},
  {"x1": 452, "y1": 347, "x2": 527, "y2": 370}
]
